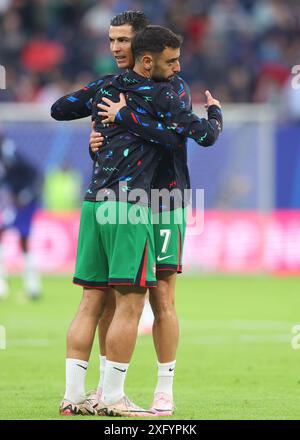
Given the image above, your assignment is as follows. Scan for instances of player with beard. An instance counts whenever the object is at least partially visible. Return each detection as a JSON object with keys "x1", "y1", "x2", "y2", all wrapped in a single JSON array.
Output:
[{"x1": 52, "y1": 15, "x2": 222, "y2": 417}]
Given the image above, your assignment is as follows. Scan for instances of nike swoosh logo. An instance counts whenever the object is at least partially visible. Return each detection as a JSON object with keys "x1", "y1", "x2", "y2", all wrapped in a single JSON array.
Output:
[
  {"x1": 157, "y1": 255, "x2": 173, "y2": 262},
  {"x1": 76, "y1": 364, "x2": 87, "y2": 370},
  {"x1": 169, "y1": 368, "x2": 174, "y2": 372},
  {"x1": 113, "y1": 367, "x2": 126, "y2": 373}
]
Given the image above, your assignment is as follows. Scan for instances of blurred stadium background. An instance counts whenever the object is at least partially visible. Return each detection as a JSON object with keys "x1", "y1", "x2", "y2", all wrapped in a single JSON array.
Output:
[
  {"x1": 1, "y1": 0, "x2": 300, "y2": 420},
  {"x1": 1, "y1": 0, "x2": 300, "y2": 274}
]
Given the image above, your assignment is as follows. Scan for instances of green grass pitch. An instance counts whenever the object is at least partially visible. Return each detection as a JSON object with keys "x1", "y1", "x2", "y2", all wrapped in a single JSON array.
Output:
[{"x1": 0, "y1": 274, "x2": 300, "y2": 420}]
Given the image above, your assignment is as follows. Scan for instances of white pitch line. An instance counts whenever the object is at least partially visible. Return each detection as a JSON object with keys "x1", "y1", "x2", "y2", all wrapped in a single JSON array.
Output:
[
  {"x1": 187, "y1": 334, "x2": 291, "y2": 345},
  {"x1": 7, "y1": 339, "x2": 50, "y2": 347},
  {"x1": 180, "y1": 320, "x2": 294, "y2": 331},
  {"x1": 231, "y1": 321, "x2": 293, "y2": 331}
]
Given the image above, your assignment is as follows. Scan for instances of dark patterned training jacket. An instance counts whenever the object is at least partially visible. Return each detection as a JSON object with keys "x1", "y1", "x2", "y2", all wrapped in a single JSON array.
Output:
[
  {"x1": 87, "y1": 70, "x2": 222, "y2": 205},
  {"x1": 51, "y1": 71, "x2": 222, "y2": 207}
]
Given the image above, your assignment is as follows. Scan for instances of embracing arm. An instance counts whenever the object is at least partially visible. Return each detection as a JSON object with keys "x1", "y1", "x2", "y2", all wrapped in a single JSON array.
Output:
[
  {"x1": 159, "y1": 89, "x2": 223, "y2": 147},
  {"x1": 51, "y1": 78, "x2": 107, "y2": 121},
  {"x1": 115, "y1": 106, "x2": 185, "y2": 147},
  {"x1": 115, "y1": 78, "x2": 194, "y2": 147},
  {"x1": 97, "y1": 94, "x2": 184, "y2": 148},
  {"x1": 98, "y1": 90, "x2": 222, "y2": 148}
]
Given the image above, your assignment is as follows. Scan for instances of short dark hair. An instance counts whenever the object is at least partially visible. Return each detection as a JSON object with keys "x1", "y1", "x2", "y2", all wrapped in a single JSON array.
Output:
[
  {"x1": 132, "y1": 25, "x2": 183, "y2": 59},
  {"x1": 110, "y1": 10, "x2": 150, "y2": 32}
]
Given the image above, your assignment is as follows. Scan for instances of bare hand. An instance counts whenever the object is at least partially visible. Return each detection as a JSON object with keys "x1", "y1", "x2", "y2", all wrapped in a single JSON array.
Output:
[
  {"x1": 90, "y1": 121, "x2": 104, "y2": 153},
  {"x1": 97, "y1": 93, "x2": 127, "y2": 124},
  {"x1": 204, "y1": 90, "x2": 221, "y2": 111}
]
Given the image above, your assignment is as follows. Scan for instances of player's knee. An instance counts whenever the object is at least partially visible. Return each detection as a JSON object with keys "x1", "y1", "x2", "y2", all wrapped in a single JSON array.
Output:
[
  {"x1": 80, "y1": 302, "x2": 103, "y2": 319},
  {"x1": 117, "y1": 298, "x2": 145, "y2": 321},
  {"x1": 99, "y1": 305, "x2": 114, "y2": 321},
  {"x1": 126, "y1": 303, "x2": 144, "y2": 320},
  {"x1": 99, "y1": 294, "x2": 116, "y2": 320},
  {"x1": 80, "y1": 290, "x2": 105, "y2": 318},
  {"x1": 150, "y1": 291, "x2": 175, "y2": 319},
  {"x1": 67, "y1": 325, "x2": 81, "y2": 348}
]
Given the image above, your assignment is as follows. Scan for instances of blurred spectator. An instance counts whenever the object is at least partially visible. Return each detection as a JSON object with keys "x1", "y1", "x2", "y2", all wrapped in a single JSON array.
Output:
[
  {"x1": 21, "y1": 37, "x2": 65, "y2": 73},
  {"x1": 216, "y1": 174, "x2": 253, "y2": 209},
  {"x1": 281, "y1": 75, "x2": 300, "y2": 123},
  {"x1": 0, "y1": 1, "x2": 11, "y2": 14},
  {"x1": 81, "y1": 0, "x2": 117, "y2": 36},
  {"x1": 0, "y1": 131, "x2": 42, "y2": 299},
  {"x1": 0, "y1": 0, "x2": 300, "y2": 104},
  {"x1": 43, "y1": 164, "x2": 82, "y2": 212}
]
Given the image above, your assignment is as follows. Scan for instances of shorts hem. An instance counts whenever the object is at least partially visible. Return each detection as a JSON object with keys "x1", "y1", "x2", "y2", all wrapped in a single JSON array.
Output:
[
  {"x1": 156, "y1": 264, "x2": 182, "y2": 274},
  {"x1": 109, "y1": 278, "x2": 157, "y2": 288},
  {"x1": 73, "y1": 277, "x2": 109, "y2": 288}
]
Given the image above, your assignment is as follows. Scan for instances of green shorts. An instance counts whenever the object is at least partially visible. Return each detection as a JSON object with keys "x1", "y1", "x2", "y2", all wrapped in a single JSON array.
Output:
[
  {"x1": 153, "y1": 208, "x2": 187, "y2": 273},
  {"x1": 73, "y1": 201, "x2": 156, "y2": 289}
]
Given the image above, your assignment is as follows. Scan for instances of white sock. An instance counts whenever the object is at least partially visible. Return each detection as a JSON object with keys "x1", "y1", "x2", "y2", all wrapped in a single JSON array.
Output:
[
  {"x1": 102, "y1": 360, "x2": 129, "y2": 405},
  {"x1": 98, "y1": 355, "x2": 106, "y2": 393},
  {"x1": 23, "y1": 251, "x2": 41, "y2": 297},
  {"x1": 155, "y1": 360, "x2": 176, "y2": 398},
  {"x1": 64, "y1": 358, "x2": 88, "y2": 404}
]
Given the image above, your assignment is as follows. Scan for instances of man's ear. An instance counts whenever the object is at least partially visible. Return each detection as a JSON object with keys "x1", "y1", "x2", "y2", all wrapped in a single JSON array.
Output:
[{"x1": 141, "y1": 54, "x2": 153, "y2": 72}]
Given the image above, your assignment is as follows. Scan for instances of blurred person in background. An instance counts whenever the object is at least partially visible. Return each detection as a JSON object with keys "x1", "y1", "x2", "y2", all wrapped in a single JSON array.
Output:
[
  {"x1": 1, "y1": 0, "x2": 300, "y2": 105},
  {"x1": 0, "y1": 131, "x2": 42, "y2": 299},
  {"x1": 281, "y1": 73, "x2": 300, "y2": 123},
  {"x1": 43, "y1": 163, "x2": 82, "y2": 212}
]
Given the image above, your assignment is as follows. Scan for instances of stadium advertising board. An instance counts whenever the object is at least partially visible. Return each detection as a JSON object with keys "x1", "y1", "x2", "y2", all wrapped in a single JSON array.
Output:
[{"x1": 2, "y1": 210, "x2": 300, "y2": 274}]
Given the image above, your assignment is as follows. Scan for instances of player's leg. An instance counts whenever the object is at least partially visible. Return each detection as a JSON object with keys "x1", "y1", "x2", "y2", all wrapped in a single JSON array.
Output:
[
  {"x1": 92, "y1": 289, "x2": 153, "y2": 398},
  {"x1": 61, "y1": 288, "x2": 108, "y2": 415},
  {"x1": 15, "y1": 200, "x2": 41, "y2": 299},
  {"x1": 149, "y1": 271, "x2": 178, "y2": 416},
  {"x1": 102, "y1": 287, "x2": 157, "y2": 416},
  {"x1": 105, "y1": 287, "x2": 146, "y2": 363},
  {"x1": 95, "y1": 286, "x2": 116, "y2": 396},
  {"x1": 98, "y1": 288, "x2": 116, "y2": 356},
  {"x1": 20, "y1": 235, "x2": 42, "y2": 299},
  {"x1": 103, "y1": 287, "x2": 146, "y2": 405},
  {"x1": 60, "y1": 201, "x2": 109, "y2": 415},
  {"x1": 95, "y1": 283, "x2": 155, "y2": 396},
  {"x1": 93, "y1": 286, "x2": 156, "y2": 417},
  {"x1": 138, "y1": 291, "x2": 154, "y2": 335},
  {"x1": 67, "y1": 288, "x2": 108, "y2": 361},
  {"x1": 150, "y1": 270, "x2": 179, "y2": 363},
  {"x1": 63, "y1": 288, "x2": 106, "y2": 401},
  {"x1": 150, "y1": 207, "x2": 186, "y2": 415},
  {"x1": 97, "y1": 201, "x2": 157, "y2": 416}
]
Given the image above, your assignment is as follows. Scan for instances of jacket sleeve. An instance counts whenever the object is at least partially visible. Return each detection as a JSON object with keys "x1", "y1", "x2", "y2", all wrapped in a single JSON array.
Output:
[
  {"x1": 112, "y1": 78, "x2": 192, "y2": 148},
  {"x1": 114, "y1": 107, "x2": 185, "y2": 148},
  {"x1": 157, "y1": 87, "x2": 223, "y2": 147},
  {"x1": 51, "y1": 78, "x2": 107, "y2": 120}
]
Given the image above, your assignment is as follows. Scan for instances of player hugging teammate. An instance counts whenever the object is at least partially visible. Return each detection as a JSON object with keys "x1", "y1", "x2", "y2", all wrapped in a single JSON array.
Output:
[{"x1": 52, "y1": 13, "x2": 222, "y2": 417}]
